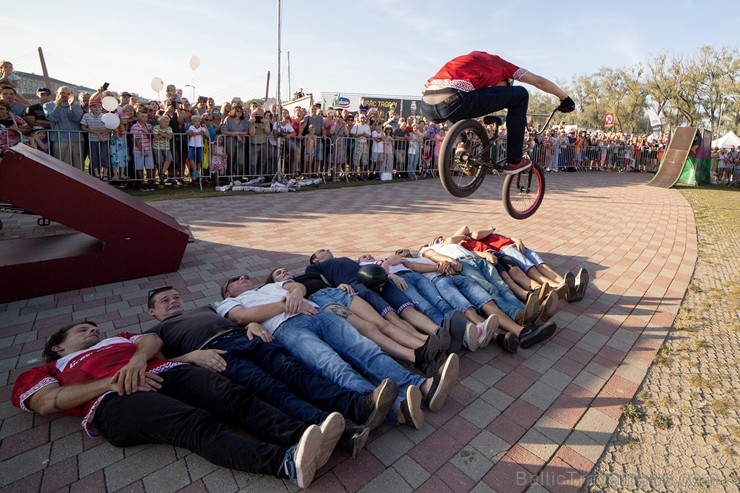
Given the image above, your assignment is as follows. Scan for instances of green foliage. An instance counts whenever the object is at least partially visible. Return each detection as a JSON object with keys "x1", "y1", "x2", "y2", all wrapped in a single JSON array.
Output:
[{"x1": 527, "y1": 45, "x2": 739, "y2": 134}]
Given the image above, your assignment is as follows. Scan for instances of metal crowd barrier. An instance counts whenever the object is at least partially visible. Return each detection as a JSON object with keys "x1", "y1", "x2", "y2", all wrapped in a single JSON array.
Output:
[{"x1": 2, "y1": 128, "x2": 663, "y2": 190}]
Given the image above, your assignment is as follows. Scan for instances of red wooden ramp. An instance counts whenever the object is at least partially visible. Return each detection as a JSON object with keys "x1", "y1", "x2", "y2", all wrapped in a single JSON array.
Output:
[{"x1": 0, "y1": 144, "x2": 190, "y2": 303}]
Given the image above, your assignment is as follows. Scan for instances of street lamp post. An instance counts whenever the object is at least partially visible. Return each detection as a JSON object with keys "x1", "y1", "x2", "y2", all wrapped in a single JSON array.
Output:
[{"x1": 185, "y1": 84, "x2": 195, "y2": 102}]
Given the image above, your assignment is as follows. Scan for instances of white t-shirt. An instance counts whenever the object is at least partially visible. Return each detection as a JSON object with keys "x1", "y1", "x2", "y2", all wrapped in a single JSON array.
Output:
[
  {"x1": 420, "y1": 242, "x2": 475, "y2": 260},
  {"x1": 187, "y1": 125, "x2": 208, "y2": 147},
  {"x1": 216, "y1": 282, "x2": 318, "y2": 335}
]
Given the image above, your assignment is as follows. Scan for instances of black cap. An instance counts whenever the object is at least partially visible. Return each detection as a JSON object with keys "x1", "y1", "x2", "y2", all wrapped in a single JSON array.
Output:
[
  {"x1": 37, "y1": 87, "x2": 51, "y2": 94},
  {"x1": 121, "y1": 91, "x2": 132, "y2": 97}
]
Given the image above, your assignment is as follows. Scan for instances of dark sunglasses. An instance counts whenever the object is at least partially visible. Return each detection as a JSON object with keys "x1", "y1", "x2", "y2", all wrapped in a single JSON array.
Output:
[{"x1": 225, "y1": 274, "x2": 250, "y2": 288}]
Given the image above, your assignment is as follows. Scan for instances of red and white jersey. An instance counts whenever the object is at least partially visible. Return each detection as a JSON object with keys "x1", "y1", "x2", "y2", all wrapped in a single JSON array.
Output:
[
  {"x1": 424, "y1": 51, "x2": 528, "y2": 93},
  {"x1": 12, "y1": 333, "x2": 180, "y2": 436},
  {"x1": 462, "y1": 233, "x2": 516, "y2": 252}
]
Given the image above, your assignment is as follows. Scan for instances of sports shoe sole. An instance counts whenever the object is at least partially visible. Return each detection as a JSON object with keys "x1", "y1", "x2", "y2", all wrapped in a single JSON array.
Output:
[
  {"x1": 401, "y1": 385, "x2": 424, "y2": 429},
  {"x1": 573, "y1": 268, "x2": 589, "y2": 301},
  {"x1": 479, "y1": 314, "x2": 498, "y2": 348},
  {"x1": 444, "y1": 311, "x2": 468, "y2": 354},
  {"x1": 502, "y1": 161, "x2": 533, "y2": 175},
  {"x1": 563, "y1": 271, "x2": 576, "y2": 302},
  {"x1": 294, "y1": 425, "x2": 323, "y2": 489},
  {"x1": 464, "y1": 322, "x2": 479, "y2": 352},
  {"x1": 427, "y1": 353, "x2": 460, "y2": 412},
  {"x1": 363, "y1": 378, "x2": 398, "y2": 431},
  {"x1": 316, "y1": 412, "x2": 345, "y2": 467},
  {"x1": 517, "y1": 291, "x2": 540, "y2": 325},
  {"x1": 539, "y1": 291, "x2": 559, "y2": 322}
]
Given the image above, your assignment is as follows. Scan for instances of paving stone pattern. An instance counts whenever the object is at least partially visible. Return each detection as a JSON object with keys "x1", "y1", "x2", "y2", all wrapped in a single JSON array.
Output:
[
  {"x1": 0, "y1": 172, "x2": 719, "y2": 493},
  {"x1": 589, "y1": 186, "x2": 740, "y2": 493}
]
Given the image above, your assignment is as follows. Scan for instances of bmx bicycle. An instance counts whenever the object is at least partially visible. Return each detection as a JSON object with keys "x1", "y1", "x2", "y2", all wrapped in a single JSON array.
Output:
[{"x1": 437, "y1": 107, "x2": 559, "y2": 220}]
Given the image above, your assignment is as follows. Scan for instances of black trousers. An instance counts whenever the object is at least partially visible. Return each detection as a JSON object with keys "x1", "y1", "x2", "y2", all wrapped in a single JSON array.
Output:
[{"x1": 94, "y1": 365, "x2": 306, "y2": 475}]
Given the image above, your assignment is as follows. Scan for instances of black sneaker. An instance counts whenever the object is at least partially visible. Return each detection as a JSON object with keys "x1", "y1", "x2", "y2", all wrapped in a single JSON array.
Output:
[
  {"x1": 572, "y1": 268, "x2": 589, "y2": 302},
  {"x1": 563, "y1": 271, "x2": 577, "y2": 302},
  {"x1": 519, "y1": 320, "x2": 557, "y2": 349},
  {"x1": 502, "y1": 155, "x2": 532, "y2": 175},
  {"x1": 339, "y1": 423, "x2": 370, "y2": 459},
  {"x1": 415, "y1": 328, "x2": 449, "y2": 376},
  {"x1": 495, "y1": 331, "x2": 519, "y2": 354},
  {"x1": 442, "y1": 310, "x2": 468, "y2": 354},
  {"x1": 358, "y1": 378, "x2": 397, "y2": 430},
  {"x1": 424, "y1": 353, "x2": 459, "y2": 412}
]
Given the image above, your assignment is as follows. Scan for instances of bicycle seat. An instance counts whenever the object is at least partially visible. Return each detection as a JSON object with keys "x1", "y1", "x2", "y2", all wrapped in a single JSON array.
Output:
[{"x1": 483, "y1": 115, "x2": 503, "y2": 126}]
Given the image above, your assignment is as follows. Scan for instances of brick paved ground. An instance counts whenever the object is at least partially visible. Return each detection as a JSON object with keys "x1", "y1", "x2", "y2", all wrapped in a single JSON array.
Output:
[
  {"x1": 589, "y1": 186, "x2": 740, "y2": 493},
  {"x1": 0, "y1": 171, "x2": 712, "y2": 492}
]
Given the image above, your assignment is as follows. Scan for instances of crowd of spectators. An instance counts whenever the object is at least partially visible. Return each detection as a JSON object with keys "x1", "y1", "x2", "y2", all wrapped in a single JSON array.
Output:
[{"x1": 1, "y1": 66, "x2": 736, "y2": 188}]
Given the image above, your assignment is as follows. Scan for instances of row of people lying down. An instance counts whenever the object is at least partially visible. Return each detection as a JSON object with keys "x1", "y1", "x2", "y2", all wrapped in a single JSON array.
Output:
[{"x1": 12, "y1": 225, "x2": 588, "y2": 489}]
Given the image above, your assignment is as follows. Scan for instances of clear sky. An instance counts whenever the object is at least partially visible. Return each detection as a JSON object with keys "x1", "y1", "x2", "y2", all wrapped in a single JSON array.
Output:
[{"x1": 4, "y1": 0, "x2": 737, "y2": 103}]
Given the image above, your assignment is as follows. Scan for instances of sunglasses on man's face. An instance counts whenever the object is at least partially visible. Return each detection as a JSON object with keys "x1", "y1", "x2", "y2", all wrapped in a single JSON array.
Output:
[{"x1": 225, "y1": 274, "x2": 250, "y2": 291}]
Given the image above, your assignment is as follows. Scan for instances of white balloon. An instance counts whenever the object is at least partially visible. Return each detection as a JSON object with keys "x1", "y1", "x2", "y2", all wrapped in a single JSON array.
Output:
[
  {"x1": 151, "y1": 77, "x2": 164, "y2": 92},
  {"x1": 188, "y1": 55, "x2": 201, "y2": 70},
  {"x1": 101, "y1": 96, "x2": 119, "y2": 112},
  {"x1": 101, "y1": 112, "x2": 120, "y2": 130}
]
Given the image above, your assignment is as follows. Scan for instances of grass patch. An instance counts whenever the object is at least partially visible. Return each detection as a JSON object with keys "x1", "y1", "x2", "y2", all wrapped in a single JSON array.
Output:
[
  {"x1": 653, "y1": 413, "x2": 673, "y2": 429},
  {"x1": 710, "y1": 398, "x2": 731, "y2": 417},
  {"x1": 623, "y1": 403, "x2": 643, "y2": 422},
  {"x1": 692, "y1": 339, "x2": 710, "y2": 350},
  {"x1": 653, "y1": 346, "x2": 671, "y2": 365},
  {"x1": 659, "y1": 396, "x2": 675, "y2": 409},
  {"x1": 730, "y1": 426, "x2": 740, "y2": 439},
  {"x1": 637, "y1": 390, "x2": 654, "y2": 408},
  {"x1": 688, "y1": 375, "x2": 715, "y2": 390}
]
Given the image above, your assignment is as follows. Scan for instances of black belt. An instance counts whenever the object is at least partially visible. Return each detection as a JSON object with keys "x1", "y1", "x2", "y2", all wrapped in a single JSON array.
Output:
[{"x1": 201, "y1": 329, "x2": 241, "y2": 349}]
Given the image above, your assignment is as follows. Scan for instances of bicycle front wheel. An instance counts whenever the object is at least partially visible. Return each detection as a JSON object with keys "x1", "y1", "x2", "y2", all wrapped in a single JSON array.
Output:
[
  {"x1": 438, "y1": 119, "x2": 488, "y2": 197},
  {"x1": 502, "y1": 163, "x2": 546, "y2": 220}
]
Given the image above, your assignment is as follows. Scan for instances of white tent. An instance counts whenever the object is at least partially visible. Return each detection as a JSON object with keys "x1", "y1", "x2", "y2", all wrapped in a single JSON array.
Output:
[{"x1": 711, "y1": 130, "x2": 740, "y2": 148}]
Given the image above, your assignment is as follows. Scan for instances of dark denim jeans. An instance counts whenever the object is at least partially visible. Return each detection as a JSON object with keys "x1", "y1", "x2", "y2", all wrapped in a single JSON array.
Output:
[
  {"x1": 420, "y1": 85, "x2": 529, "y2": 163},
  {"x1": 95, "y1": 365, "x2": 304, "y2": 475}
]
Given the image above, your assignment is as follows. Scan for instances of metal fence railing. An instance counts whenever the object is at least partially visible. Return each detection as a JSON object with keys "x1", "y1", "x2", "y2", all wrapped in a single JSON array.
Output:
[{"x1": 1, "y1": 127, "x2": 669, "y2": 189}]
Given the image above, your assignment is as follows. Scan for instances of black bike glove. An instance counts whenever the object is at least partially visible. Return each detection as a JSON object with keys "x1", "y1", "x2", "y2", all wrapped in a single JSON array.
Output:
[{"x1": 557, "y1": 97, "x2": 575, "y2": 113}]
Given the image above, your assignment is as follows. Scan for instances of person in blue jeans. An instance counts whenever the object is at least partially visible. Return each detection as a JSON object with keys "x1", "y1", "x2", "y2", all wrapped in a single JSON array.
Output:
[
  {"x1": 420, "y1": 241, "x2": 558, "y2": 350},
  {"x1": 145, "y1": 287, "x2": 395, "y2": 457},
  {"x1": 217, "y1": 273, "x2": 460, "y2": 430},
  {"x1": 381, "y1": 250, "x2": 516, "y2": 353},
  {"x1": 357, "y1": 253, "x2": 498, "y2": 353}
]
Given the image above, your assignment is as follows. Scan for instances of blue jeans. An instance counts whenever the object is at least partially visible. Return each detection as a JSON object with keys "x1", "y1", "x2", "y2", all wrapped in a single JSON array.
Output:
[
  {"x1": 420, "y1": 85, "x2": 528, "y2": 163},
  {"x1": 274, "y1": 312, "x2": 425, "y2": 425},
  {"x1": 459, "y1": 258, "x2": 523, "y2": 320},
  {"x1": 209, "y1": 331, "x2": 365, "y2": 425},
  {"x1": 308, "y1": 287, "x2": 353, "y2": 310},
  {"x1": 433, "y1": 275, "x2": 494, "y2": 312},
  {"x1": 500, "y1": 245, "x2": 545, "y2": 272},
  {"x1": 398, "y1": 271, "x2": 452, "y2": 325}
]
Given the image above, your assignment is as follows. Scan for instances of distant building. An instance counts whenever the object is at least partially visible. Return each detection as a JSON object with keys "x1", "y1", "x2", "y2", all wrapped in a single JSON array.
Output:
[{"x1": 14, "y1": 71, "x2": 96, "y2": 104}]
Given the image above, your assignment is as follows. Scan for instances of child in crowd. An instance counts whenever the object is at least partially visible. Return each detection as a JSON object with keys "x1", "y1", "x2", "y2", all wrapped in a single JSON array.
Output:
[
  {"x1": 0, "y1": 61, "x2": 21, "y2": 89},
  {"x1": 79, "y1": 100, "x2": 110, "y2": 179},
  {"x1": 303, "y1": 124, "x2": 317, "y2": 174},
  {"x1": 28, "y1": 129, "x2": 49, "y2": 153},
  {"x1": 110, "y1": 120, "x2": 129, "y2": 180},
  {"x1": 130, "y1": 110, "x2": 154, "y2": 191},
  {"x1": 153, "y1": 115, "x2": 174, "y2": 188},
  {"x1": 186, "y1": 115, "x2": 208, "y2": 180},
  {"x1": 382, "y1": 126, "x2": 394, "y2": 175},
  {"x1": 371, "y1": 123, "x2": 384, "y2": 175}
]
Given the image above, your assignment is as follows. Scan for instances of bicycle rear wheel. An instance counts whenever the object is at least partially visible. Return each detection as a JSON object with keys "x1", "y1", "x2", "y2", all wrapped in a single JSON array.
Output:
[
  {"x1": 502, "y1": 163, "x2": 546, "y2": 220},
  {"x1": 438, "y1": 119, "x2": 488, "y2": 197}
]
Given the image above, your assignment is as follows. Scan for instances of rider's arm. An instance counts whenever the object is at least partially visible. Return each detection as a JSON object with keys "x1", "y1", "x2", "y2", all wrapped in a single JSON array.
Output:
[{"x1": 519, "y1": 72, "x2": 569, "y2": 101}]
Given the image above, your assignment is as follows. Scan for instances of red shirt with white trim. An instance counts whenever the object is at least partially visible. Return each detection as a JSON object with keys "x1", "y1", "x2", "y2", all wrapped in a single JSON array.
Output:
[
  {"x1": 424, "y1": 51, "x2": 528, "y2": 93},
  {"x1": 11, "y1": 333, "x2": 181, "y2": 436}
]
